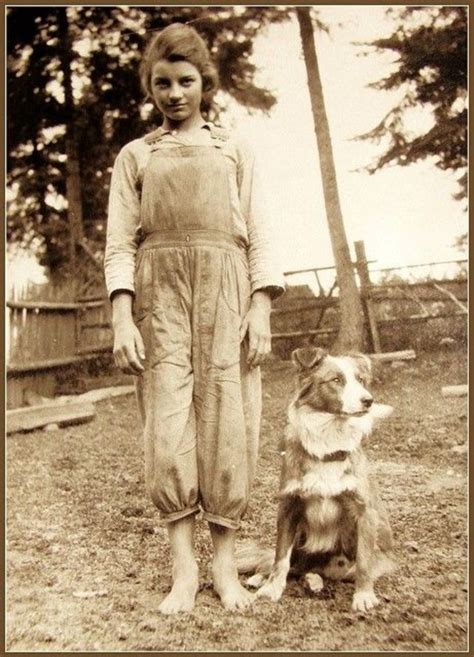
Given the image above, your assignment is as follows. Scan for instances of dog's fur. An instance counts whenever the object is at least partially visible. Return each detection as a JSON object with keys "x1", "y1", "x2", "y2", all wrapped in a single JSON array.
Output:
[{"x1": 237, "y1": 347, "x2": 396, "y2": 612}]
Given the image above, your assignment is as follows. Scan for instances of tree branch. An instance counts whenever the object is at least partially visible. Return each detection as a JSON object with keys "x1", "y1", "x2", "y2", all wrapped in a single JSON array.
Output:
[{"x1": 432, "y1": 282, "x2": 467, "y2": 313}]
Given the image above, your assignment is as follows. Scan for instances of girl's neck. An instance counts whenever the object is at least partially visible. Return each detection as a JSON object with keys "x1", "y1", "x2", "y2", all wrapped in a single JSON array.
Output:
[{"x1": 162, "y1": 113, "x2": 206, "y2": 134}]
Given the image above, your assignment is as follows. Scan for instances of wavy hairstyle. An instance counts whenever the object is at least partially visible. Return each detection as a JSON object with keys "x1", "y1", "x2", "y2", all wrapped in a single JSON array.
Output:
[{"x1": 139, "y1": 22, "x2": 219, "y2": 110}]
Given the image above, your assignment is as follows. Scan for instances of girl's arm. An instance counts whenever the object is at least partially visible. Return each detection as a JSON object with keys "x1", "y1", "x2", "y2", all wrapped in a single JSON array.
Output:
[
  {"x1": 236, "y1": 137, "x2": 286, "y2": 303},
  {"x1": 236, "y1": 136, "x2": 285, "y2": 366},
  {"x1": 105, "y1": 144, "x2": 145, "y2": 374}
]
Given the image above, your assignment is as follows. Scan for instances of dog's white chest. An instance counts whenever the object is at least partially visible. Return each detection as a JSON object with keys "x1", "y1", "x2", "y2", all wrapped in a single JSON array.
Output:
[
  {"x1": 282, "y1": 460, "x2": 357, "y2": 498},
  {"x1": 306, "y1": 496, "x2": 341, "y2": 525},
  {"x1": 302, "y1": 497, "x2": 342, "y2": 553}
]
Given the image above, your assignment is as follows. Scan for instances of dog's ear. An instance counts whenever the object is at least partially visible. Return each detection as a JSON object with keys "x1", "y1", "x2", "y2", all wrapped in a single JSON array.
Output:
[
  {"x1": 292, "y1": 347, "x2": 327, "y2": 371},
  {"x1": 348, "y1": 353, "x2": 372, "y2": 382}
]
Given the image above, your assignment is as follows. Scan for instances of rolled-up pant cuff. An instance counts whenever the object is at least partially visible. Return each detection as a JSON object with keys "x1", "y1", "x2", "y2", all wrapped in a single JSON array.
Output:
[
  {"x1": 160, "y1": 505, "x2": 200, "y2": 524},
  {"x1": 202, "y1": 511, "x2": 240, "y2": 530}
]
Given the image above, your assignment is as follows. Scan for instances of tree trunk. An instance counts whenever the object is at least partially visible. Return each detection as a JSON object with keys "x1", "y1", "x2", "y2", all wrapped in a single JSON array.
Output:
[
  {"x1": 296, "y1": 7, "x2": 365, "y2": 353},
  {"x1": 57, "y1": 8, "x2": 83, "y2": 295}
]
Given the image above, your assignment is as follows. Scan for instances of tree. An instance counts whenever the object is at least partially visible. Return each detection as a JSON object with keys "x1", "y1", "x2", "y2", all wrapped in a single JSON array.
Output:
[
  {"x1": 296, "y1": 7, "x2": 365, "y2": 352},
  {"x1": 356, "y1": 6, "x2": 467, "y2": 201},
  {"x1": 7, "y1": 6, "x2": 290, "y2": 282}
]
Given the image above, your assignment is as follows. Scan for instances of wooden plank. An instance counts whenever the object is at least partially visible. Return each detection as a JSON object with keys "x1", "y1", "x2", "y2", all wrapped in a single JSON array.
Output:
[
  {"x1": 7, "y1": 346, "x2": 113, "y2": 374},
  {"x1": 7, "y1": 401, "x2": 96, "y2": 434},
  {"x1": 272, "y1": 327, "x2": 337, "y2": 339},
  {"x1": 371, "y1": 258, "x2": 467, "y2": 274},
  {"x1": 271, "y1": 299, "x2": 339, "y2": 315},
  {"x1": 377, "y1": 312, "x2": 466, "y2": 325},
  {"x1": 370, "y1": 350, "x2": 416, "y2": 362},
  {"x1": 7, "y1": 299, "x2": 106, "y2": 311},
  {"x1": 370, "y1": 278, "x2": 467, "y2": 292},
  {"x1": 354, "y1": 240, "x2": 382, "y2": 353},
  {"x1": 441, "y1": 385, "x2": 468, "y2": 398},
  {"x1": 77, "y1": 343, "x2": 113, "y2": 356},
  {"x1": 74, "y1": 385, "x2": 135, "y2": 403},
  {"x1": 283, "y1": 260, "x2": 376, "y2": 277}
]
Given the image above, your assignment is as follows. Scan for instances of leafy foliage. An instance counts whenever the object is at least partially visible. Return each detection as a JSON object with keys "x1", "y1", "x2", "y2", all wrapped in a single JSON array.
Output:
[
  {"x1": 7, "y1": 6, "x2": 290, "y2": 273},
  {"x1": 357, "y1": 7, "x2": 467, "y2": 199}
]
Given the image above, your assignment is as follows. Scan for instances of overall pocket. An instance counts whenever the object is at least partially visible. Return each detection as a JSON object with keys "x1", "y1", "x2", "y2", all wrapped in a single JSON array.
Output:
[
  {"x1": 210, "y1": 255, "x2": 249, "y2": 370},
  {"x1": 133, "y1": 251, "x2": 154, "y2": 322}
]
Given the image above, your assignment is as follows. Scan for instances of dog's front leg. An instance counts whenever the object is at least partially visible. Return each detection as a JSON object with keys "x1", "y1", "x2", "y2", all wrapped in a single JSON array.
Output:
[
  {"x1": 257, "y1": 501, "x2": 299, "y2": 602},
  {"x1": 352, "y1": 508, "x2": 380, "y2": 612}
]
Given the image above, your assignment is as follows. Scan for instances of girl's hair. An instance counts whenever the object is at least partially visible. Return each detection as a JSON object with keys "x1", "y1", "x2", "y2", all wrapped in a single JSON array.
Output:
[{"x1": 140, "y1": 22, "x2": 219, "y2": 109}]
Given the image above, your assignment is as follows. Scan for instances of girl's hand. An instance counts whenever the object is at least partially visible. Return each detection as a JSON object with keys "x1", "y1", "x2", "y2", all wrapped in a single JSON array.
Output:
[
  {"x1": 113, "y1": 318, "x2": 146, "y2": 375},
  {"x1": 240, "y1": 290, "x2": 272, "y2": 368},
  {"x1": 111, "y1": 293, "x2": 145, "y2": 375}
]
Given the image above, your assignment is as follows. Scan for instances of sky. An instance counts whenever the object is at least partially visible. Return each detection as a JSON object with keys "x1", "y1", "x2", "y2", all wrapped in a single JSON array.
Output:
[
  {"x1": 7, "y1": 5, "x2": 467, "y2": 293},
  {"x1": 223, "y1": 6, "x2": 467, "y2": 284}
]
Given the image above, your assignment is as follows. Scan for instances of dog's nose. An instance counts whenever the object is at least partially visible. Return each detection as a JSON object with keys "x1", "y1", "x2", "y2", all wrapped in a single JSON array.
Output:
[{"x1": 362, "y1": 396, "x2": 373, "y2": 408}]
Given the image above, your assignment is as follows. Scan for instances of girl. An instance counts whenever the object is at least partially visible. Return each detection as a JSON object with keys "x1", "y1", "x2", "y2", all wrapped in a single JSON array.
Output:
[{"x1": 104, "y1": 22, "x2": 284, "y2": 614}]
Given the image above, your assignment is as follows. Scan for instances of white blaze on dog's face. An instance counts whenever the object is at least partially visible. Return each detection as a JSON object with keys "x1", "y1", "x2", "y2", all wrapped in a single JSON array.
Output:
[
  {"x1": 292, "y1": 348, "x2": 373, "y2": 416},
  {"x1": 335, "y1": 355, "x2": 373, "y2": 415}
]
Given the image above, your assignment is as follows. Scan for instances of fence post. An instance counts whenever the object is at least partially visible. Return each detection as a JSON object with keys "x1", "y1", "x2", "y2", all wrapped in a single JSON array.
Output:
[{"x1": 354, "y1": 240, "x2": 381, "y2": 353}]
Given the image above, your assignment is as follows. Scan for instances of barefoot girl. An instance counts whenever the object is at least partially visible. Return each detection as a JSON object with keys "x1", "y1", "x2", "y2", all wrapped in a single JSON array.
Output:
[{"x1": 104, "y1": 22, "x2": 284, "y2": 614}]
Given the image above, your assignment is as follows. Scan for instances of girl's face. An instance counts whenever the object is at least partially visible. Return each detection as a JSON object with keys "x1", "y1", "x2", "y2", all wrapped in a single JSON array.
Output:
[{"x1": 151, "y1": 59, "x2": 204, "y2": 127}]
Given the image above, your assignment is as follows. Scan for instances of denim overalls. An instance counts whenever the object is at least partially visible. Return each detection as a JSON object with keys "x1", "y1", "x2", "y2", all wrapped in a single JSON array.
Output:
[{"x1": 134, "y1": 125, "x2": 261, "y2": 530}]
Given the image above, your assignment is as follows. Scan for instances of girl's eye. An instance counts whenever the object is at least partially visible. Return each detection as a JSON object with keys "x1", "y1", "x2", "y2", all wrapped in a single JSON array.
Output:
[
  {"x1": 181, "y1": 78, "x2": 195, "y2": 86},
  {"x1": 154, "y1": 80, "x2": 169, "y2": 89}
]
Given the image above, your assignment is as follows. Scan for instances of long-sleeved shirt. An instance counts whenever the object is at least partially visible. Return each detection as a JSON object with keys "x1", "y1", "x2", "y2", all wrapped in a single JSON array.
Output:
[{"x1": 104, "y1": 122, "x2": 285, "y2": 300}]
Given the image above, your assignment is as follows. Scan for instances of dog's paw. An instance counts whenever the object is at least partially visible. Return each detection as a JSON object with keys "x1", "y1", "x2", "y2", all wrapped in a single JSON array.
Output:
[
  {"x1": 246, "y1": 573, "x2": 266, "y2": 589},
  {"x1": 256, "y1": 577, "x2": 285, "y2": 602},
  {"x1": 352, "y1": 590, "x2": 380, "y2": 612},
  {"x1": 304, "y1": 572, "x2": 324, "y2": 593}
]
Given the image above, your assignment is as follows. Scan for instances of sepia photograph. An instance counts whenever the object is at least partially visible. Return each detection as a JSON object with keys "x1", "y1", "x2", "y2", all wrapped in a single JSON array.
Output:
[{"x1": 5, "y1": 3, "x2": 468, "y2": 652}]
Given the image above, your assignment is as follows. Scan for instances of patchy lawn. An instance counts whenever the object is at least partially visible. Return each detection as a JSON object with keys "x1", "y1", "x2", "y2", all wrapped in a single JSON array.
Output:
[{"x1": 6, "y1": 348, "x2": 467, "y2": 651}]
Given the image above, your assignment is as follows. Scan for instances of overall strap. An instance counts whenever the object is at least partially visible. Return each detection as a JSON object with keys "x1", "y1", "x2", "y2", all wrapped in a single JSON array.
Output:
[
  {"x1": 207, "y1": 124, "x2": 231, "y2": 143},
  {"x1": 142, "y1": 124, "x2": 230, "y2": 149},
  {"x1": 144, "y1": 127, "x2": 166, "y2": 146}
]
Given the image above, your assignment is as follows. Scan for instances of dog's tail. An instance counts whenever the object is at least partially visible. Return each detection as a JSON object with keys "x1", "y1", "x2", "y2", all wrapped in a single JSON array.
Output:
[{"x1": 235, "y1": 540, "x2": 274, "y2": 576}]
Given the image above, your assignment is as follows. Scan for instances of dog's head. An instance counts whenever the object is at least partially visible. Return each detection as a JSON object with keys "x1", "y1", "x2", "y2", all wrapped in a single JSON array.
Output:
[{"x1": 291, "y1": 347, "x2": 374, "y2": 416}]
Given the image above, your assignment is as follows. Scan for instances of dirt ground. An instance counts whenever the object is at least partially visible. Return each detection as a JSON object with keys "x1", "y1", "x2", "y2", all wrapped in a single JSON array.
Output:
[{"x1": 6, "y1": 348, "x2": 468, "y2": 652}]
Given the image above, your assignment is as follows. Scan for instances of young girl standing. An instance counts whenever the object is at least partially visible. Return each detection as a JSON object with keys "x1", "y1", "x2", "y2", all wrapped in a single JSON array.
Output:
[{"x1": 105, "y1": 23, "x2": 284, "y2": 614}]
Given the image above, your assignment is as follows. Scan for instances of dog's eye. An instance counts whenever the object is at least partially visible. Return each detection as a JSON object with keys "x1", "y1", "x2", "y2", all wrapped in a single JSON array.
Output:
[
  {"x1": 356, "y1": 375, "x2": 363, "y2": 383},
  {"x1": 332, "y1": 377, "x2": 341, "y2": 384}
]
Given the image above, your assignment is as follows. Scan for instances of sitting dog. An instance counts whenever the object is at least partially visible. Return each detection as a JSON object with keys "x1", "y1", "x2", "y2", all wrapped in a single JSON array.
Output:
[{"x1": 237, "y1": 347, "x2": 395, "y2": 612}]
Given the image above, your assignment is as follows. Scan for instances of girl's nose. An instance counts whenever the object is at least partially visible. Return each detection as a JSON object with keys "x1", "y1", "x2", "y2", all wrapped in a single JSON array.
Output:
[{"x1": 169, "y1": 84, "x2": 183, "y2": 101}]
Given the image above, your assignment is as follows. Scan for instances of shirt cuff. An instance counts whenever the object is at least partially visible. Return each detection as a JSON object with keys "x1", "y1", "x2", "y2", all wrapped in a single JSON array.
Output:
[
  {"x1": 250, "y1": 280, "x2": 286, "y2": 300},
  {"x1": 108, "y1": 285, "x2": 135, "y2": 302}
]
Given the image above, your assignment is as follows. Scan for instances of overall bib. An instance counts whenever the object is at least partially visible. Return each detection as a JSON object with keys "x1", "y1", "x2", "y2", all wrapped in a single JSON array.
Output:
[{"x1": 134, "y1": 129, "x2": 262, "y2": 529}]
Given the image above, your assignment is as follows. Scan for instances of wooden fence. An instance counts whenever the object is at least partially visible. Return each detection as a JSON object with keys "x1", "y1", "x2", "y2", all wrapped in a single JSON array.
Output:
[
  {"x1": 7, "y1": 295, "x2": 112, "y2": 408},
  {"x1": 6, "y1": 241, "x2": 467, "y2": 408},
  {"x1": 271, "y1": 242, "x2": 467, "y2": 356}
]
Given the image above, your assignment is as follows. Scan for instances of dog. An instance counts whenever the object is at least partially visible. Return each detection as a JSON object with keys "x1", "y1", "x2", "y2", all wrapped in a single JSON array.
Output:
[{"x1": 237, "y1": 347, "x2": 396, "y2": 612}]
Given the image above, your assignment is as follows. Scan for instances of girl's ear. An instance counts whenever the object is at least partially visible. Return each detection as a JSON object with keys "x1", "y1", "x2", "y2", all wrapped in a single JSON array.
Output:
[{"x1": 291, "y1": 347, "x2": 327, "y2": 372}]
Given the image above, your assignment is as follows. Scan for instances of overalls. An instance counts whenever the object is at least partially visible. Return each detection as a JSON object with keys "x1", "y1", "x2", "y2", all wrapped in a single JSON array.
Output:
[{"x1": 134, "y1": 127, "x2": 262, "y2": 530}]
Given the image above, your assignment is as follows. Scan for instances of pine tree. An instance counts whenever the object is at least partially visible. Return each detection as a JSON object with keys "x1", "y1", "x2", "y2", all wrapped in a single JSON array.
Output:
[{"x1": 357, "y1": 6, "x2": 467, "y2": 201}]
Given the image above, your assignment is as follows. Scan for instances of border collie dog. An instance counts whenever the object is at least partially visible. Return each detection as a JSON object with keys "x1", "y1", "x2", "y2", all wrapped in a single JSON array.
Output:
[{"x1": 238, "y1": 347, "x2": 396, "y2": 612}]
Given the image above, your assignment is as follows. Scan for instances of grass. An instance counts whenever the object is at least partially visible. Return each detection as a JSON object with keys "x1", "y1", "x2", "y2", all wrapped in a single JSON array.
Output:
[{"x1": 6, "y1": 348, "x2": 467, "y2": 651}]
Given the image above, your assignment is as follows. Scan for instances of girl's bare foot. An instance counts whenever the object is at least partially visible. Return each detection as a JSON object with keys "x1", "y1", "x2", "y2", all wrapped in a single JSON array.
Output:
[
  {"x1": 212, "y1": 558, "x2": 254, "y2": 611},
  {"x1": 209, "y1": 522, "x2": 253, "y2": 611},
  {"x1": 159, "y1": 561, "x2": 199, "y2": 614},
  {"x1": 159, "y1": 515, "x2": 198, "y2": 614}
]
